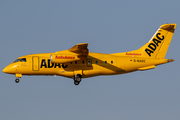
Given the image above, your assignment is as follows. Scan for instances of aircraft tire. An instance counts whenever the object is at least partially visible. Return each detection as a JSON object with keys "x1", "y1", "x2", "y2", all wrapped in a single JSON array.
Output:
[
  {"x1": 76, "y1": 77, "x2": 81, "y2": 82},
  {"x1": 15, "y1": 78, "x2": 20, "y2": 83},
  {"x1": 74, "y1": 81, "x2": 79, "y2": 85}
]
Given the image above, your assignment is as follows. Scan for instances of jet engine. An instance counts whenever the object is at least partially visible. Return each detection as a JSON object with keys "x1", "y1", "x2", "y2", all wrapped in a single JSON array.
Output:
[{"x1": 50, "y1": 54, "x2": 80, "y2": 63}]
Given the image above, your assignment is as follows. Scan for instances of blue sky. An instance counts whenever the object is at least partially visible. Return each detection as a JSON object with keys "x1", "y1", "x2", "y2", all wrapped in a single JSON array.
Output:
[{"x1": 0, "y1": 0, "x2": 180, "y2": 120}]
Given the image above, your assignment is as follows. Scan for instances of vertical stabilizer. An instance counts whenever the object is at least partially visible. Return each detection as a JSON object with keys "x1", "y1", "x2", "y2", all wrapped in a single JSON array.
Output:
[
  {"x1": 115, "y1": 23, "x2": 177, "y2": 58},
  {"x1": 134, "y1": 23, "x2": 177, "y2": 58}
]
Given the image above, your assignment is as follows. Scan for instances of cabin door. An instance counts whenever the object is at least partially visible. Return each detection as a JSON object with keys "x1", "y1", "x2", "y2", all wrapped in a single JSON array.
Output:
[{"x1": 32, "y1": 56, "x2": 39, "y2": 71}]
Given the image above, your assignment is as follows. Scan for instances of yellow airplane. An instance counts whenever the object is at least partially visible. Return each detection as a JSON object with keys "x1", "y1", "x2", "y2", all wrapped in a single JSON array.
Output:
[{"x1": 2, "y1": 23, "x2": 176, "y2": 85}]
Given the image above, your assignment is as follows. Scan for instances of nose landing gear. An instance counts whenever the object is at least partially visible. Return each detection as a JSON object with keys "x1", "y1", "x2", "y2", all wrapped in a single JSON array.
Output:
[
  {"x1": 73, "y1": 74, "x2": 82, "y2": 85},
  {"x1": 15, "y1": 74, "x2": 22, "y2": 83}
]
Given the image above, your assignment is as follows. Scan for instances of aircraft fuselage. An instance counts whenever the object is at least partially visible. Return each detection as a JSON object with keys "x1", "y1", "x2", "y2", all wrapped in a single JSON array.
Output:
[{"x1": 3, "y1": 52, "x2": 171, "y2": 78}]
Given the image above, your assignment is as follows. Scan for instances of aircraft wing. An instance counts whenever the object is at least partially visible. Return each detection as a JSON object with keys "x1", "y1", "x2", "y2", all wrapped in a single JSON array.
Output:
[
  {"x1": 68, "y1": 43, "x2": 89, "y2": 58},
  {"x1": 50, "y1": 43, "x2": 89, "y2": 64}
]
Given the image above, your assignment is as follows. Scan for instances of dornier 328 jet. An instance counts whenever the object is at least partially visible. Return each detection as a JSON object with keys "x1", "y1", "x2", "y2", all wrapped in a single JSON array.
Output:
[{"x1": 3, "y1": 23, "x2": 176, "y2": 85}]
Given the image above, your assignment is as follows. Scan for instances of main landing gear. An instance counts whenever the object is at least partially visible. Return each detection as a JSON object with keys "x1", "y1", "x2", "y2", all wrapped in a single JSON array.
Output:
[
  {"x1": 73, "y1": 74, "x2": 82, "y2": 85},
  {"x1": 15, "y1": 78, "x2": 20, "y2": 83}
]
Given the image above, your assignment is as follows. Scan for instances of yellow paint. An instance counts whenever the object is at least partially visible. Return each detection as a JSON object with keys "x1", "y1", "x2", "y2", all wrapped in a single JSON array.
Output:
[{"x1": 2, "y1": 23, "x2": 176, "y2": 84}]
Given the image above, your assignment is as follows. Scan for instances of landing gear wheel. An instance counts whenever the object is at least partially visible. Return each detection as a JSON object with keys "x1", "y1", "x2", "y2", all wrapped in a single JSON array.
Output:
[
  {"x1": 74, "y1": 81, "x2": 79, "y2": 85},
  {"x1": 76, "y1": 77, "x2": 81, "y2": 82},
  {"x1": 15, "y1": 78, "x2": 20, "y2": 83},
  {"x1": 73, "y1": 74, "x2": 82, "y2": 85}
]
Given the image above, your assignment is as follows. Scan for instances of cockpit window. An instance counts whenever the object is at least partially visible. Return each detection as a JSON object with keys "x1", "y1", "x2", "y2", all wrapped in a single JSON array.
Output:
[
  {"x1": 14, "y1": 58, "x2": 26, "y2": 63},
  {"x1": 20, "y1": 58, "x2": 26, "y2": 62},
  {"x1": 14, "y1": 59, "x2": 21, "y2": 62}
]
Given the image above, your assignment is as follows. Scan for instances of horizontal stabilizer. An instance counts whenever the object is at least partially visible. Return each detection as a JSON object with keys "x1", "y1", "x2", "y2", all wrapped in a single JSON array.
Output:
[{"x1": 138, "y1": 65, "x2": 155, "y2": 71}]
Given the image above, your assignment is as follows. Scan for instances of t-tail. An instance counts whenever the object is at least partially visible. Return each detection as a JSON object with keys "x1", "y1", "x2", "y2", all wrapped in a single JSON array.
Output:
[{"x1": 123, "y1": 23, "x2": 177, "y2": 58}]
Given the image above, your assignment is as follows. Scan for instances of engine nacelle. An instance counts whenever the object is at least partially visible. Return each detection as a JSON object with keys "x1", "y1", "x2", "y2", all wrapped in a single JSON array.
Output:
[{"x1": 50, "y1": 54, "x2": 80, "y2": 63}]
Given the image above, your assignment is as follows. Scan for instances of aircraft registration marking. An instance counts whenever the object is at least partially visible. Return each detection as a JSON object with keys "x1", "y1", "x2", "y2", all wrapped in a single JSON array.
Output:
[{"x1": 133, "y1": 59, "x2": 146, "y2": 63}]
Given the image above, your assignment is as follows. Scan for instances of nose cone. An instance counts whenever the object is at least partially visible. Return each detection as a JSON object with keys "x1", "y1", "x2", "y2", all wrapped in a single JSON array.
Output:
[
  {"x1": 3, "y1": 66, "x2": 10, "y2": 73},
  {"x1": 2, "y1": 64, "x2": 17, "y2": 74}
]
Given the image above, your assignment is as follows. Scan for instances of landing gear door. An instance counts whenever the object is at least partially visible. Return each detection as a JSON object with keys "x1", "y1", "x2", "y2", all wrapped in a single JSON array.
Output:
[
  {"x1": 32, "y1": 56, "x2": 39, "y2": 71},
  {"x1": 74, "y1": 70, "x2": 83, "y2": 75}
]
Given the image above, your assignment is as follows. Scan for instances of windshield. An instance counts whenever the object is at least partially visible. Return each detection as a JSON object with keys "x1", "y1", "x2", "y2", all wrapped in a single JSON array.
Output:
[{"x1": 14, "y1": 58, "x2": 27, "y2": 63}]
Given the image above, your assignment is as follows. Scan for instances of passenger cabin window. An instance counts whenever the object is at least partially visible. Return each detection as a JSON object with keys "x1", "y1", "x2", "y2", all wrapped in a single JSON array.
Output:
[
  {"x1": 96, "y1": 61, "x2": 98, "y2": 64},
  {"x1": 105, "y1": 61, "x2": 107, "y2": 64},
  {"x1": 111, "y1": 61, "x2": 113, "y2": 64},
  {"x1": 14, "y1": 58, "x2": 26, "y2": 63}
]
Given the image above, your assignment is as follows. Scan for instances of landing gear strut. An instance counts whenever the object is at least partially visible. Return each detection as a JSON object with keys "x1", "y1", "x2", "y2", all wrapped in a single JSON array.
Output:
[
  {"x1": 15, "y1": 78, "x2": 20, "y2": 83},
  {"x1": 73, "y1": 74, "x2": 82, "y2": 85}
]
